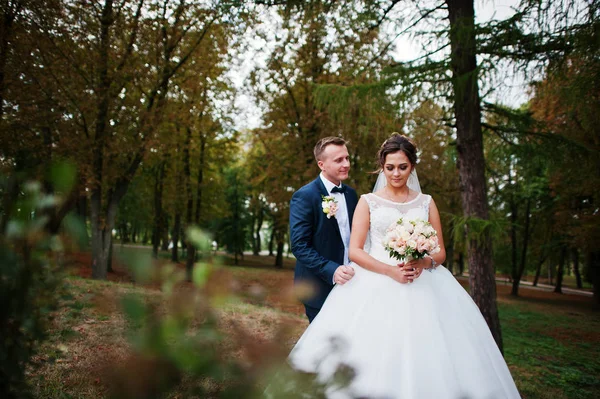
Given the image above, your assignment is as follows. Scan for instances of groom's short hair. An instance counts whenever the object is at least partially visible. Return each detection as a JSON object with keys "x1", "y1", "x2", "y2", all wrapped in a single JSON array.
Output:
[{"x1": 314, "y1": 137, "x2": 347, "y2": 161}]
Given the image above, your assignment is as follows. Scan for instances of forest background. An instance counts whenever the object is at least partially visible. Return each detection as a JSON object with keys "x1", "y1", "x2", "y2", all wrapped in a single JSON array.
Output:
[{"x1": 0, "y1": 0, "x2": 599, "y2": 397}]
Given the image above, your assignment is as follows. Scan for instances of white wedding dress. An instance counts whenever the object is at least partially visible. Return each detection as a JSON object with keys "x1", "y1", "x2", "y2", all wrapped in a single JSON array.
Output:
[{"x1": 288, "y1": 193, "x2": 521, "y2": 399}]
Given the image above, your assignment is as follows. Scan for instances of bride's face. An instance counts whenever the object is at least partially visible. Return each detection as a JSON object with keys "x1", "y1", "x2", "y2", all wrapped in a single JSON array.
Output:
[{"x1": 383, "y1": 151, "x2": 413, "y2": 189}]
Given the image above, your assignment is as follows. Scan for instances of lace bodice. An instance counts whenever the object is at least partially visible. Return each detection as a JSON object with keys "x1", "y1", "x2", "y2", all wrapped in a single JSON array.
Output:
[{"x1": 362, "y1": 193, "x2": 432, "y2": 264}]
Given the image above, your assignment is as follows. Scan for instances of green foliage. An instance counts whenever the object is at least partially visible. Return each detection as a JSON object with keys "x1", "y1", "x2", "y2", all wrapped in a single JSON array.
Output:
[
  {"x1": 449, "y1": 214, "x2": 509, "y2": 248},
  {"x1": 0, "y1": 163, "x2": 83, "y2": 398},
  {"x1": 213, "y1": 165, "x2": 252, "y2": 258}
]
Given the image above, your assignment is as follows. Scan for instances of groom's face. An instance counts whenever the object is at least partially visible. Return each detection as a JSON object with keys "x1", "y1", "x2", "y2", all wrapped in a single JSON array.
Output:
[{"x1": 318, "y1": 144, "x2": 350, "y2": 184}]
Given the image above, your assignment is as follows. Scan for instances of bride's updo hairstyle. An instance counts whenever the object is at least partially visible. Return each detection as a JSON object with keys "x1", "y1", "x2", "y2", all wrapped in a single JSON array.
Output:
[{"x1": 377, "y1": 133, "x2": 418, "y2": 169}]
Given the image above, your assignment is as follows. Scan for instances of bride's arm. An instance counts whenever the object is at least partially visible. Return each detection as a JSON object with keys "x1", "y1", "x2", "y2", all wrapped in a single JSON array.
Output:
[{"x1": 349, "y1": 198, "x2": 412, "y2": 283}]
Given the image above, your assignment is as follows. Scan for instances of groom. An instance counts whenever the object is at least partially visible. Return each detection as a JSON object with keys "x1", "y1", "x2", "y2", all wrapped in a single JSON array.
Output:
[{"x1": 289, "y1": 137, "x2": 359, "y2": 322}]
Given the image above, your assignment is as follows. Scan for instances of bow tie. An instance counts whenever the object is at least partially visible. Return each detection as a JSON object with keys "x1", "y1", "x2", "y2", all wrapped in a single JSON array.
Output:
[{"x1": 331, "y1": 185, "x2": 346, "y2": 194}]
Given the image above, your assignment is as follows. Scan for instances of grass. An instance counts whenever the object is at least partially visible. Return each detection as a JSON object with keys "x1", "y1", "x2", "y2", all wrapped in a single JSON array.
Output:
[
  {"x1": 27, "y1": 250, "x2": 600, "y2": 399},
  {"x1": 499, "y1": 300, "x2": 600, "y2": 399}
]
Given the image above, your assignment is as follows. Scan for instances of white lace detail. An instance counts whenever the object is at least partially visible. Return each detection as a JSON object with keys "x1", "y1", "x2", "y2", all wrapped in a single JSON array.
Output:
[{"x1": 361, "y1": 193, "x2": 432, "y2": 265}]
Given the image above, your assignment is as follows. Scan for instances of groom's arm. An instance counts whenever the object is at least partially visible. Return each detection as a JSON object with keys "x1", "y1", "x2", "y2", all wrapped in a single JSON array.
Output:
[{"x1": 289, "y1": 190, "x2": 339, "y2": 285}]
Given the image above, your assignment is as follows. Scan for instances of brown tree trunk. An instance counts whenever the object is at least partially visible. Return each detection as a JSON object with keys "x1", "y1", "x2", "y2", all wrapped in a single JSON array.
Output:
[
  {"x1": 458, "y1": 252, "x2": 464, "y2": 276},
  {"x1": 194, "y1": 136, "x2": 206, "y2": 258},
  {"x1": 107, "y1": 238, "x2": 114, "y2": 273},
  {"x1": 512, "y1": 198, "x2": 531, "y2": 296},
  {"x1": 554, "y1": 246, "x2": 566, "y2": 293},
  {"x1": 171, "y1": 212, "x2": 181, "y2": 262},
  {"x1": 533, "y1": 259, "x2": 543, "y2": 286},
  {"x1": 268, "y1": 225, "x2": 275, "y2": 256},
  {"x1": 253, "y1": 202, "x2": 264, "y2": 256},
  {"x1": 152, "y1": 162, "x2": 166, "y2": 258},
  {"x1": 275, "y1": 236, "x2": 284, "y2": 269},
  {"x1": 447, "y1": 0, "x2": 503, "y2": 351},
  {"x1": 509, "y1": 179, "x2": 519, "y2": 294},
  {"x1": 90, "y1": 193, "x2": 119, "y2": 279},
  {"x1": 161, "y1": 214, "x2": 169, "y2": 251},
  {"x1": 90, "y1": 0, "x2": 114, "y2": 279},
  {"x1": 572, "y1": 248, "x2": 582, "y2": 289},
  {"x1": 184, "y1": 127, "x2": 195, "y2": 281},
  {"x1": 588, "y1": 251, "x2": 600, "y2": 308}
]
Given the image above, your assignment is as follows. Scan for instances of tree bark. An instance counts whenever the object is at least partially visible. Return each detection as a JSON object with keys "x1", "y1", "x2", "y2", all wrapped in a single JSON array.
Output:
[
  {"x1": 588, "y1": 250, "x2": 600, "y2": 308},
  {"x1": 509, "y1": 176, "x2": 518, "y2": 294},
  {"x1": 90, "y1": 0, "x2": 114, "y2": 279},
  {"x1": 275, "y1": 234, "x2": 284, "y2": 268},
  {"x1": 184, "y1": 127, "x2": 195, "y2": 281},
  {"x1": 161, "y1": 214, "x2": 169, "y2": 251},
  {"x1": 511, "y1": 198, "x2": 531, "y2": 296},
  {"x1": 572, "y1": 248, "x2": 582, "y2": 289},
  {"x1": 90, "y1": 193, "x2": 119, "y2": 279},
  {"x1": 554, "y1": 246, "x2": 566, "y2": 293},
  {"x1": 152, "y1": 162, "x2": 166, "y2": 258},
  {"x1": 195, "y1": 138, "x2": 206, "y2": 227},
  {"x1": 458, "y1": 251, "x2": 464, "y2": 276},
  {"x1": 171, "y1": 212, "x2": 181, "y2": 262},
  {"x1": 252, "y1": 201, "x2": 264, "y2": 256},
  {"x1": 107, "y1": 237, "x2": 113, "y2": 273},
  {"x1": 447, "y1": 0, "x2": 503, "y2": 351},
  {"x1": 268, "y1": 225, "x2": 275, "y2": 256}
]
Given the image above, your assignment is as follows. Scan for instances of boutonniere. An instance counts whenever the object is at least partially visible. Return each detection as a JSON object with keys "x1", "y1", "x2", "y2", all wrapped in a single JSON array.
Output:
[{"x1": 321, "y1": 195, "x2": 339, "y2": 219}]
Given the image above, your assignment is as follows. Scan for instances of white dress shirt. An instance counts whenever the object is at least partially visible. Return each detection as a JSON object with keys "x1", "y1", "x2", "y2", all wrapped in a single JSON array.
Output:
[{"x1": 319, "y1": 173, "x2": 351, "y2": 265}]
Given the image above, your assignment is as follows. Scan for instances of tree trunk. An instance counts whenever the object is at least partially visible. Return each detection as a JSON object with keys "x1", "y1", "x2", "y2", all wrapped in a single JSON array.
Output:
[
  {"x1": 511, "y1": 197, "x2": 531, "y2": 296},
  {"x1": 161, "y1": 215, "x2": 169, "y2": 251},
  {"x1": 90, "y1": 193, "x2": 119, "y2": 279},
  {"x1": 588, "y1": 250, "x2": 600, "y2": 308},
  {"x1": 268, "y1": 226, "x2": 275, "y2": 256},
  {"x1": 171, "y1": 212, "x2": 181, "y2": 262},
  {"x1": 275, "y1": 238, "x2": 284, "y2": 268},
  {"x1": 90, "y1": 0, "x2": 114, "y2": 280},
  {"x1": 252, "y1": 201, "x2": 264, "y2": 256},
  {"x1": 509, "y1": 181, "x2": 519, "y2": 295},
  {"x1": 184, "y1": 127, "x2": 195, "y2": 281},
  {"x1": 107, "y1": 237, "x2": 114, "y2": 273},
  {"x1": 119, "y1": 221, "x2": 128, "y2": 245},
  {"x1": 458, "y1": 252, "x2": 464, "y2": 276},
  {"x1": 554, "y1": 246, "x2": 566, "y2": 293},
  {"x1": 152, "y1": 162, "x2": 166, "y2": 258},
  {"x1": 195, "y1": 137, "x2": 206, "y2": 223},
  {"x1": 533, "y1": 259, "x2": 543, "y2": 286},
  {"x1": 572, "y1": 248, "x2": 582, "y2": 289},
  {"x1": 447, "y1": 0, "x2": 502, "y2": 351},
  {"x1": 548, "y1": 255, "x2": 555, "y2": 285}
]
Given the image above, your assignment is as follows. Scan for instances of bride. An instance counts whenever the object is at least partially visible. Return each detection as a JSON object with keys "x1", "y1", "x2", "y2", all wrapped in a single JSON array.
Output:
[{"x1": 288, "y1": 134, "x2": 521, "y2": 399}]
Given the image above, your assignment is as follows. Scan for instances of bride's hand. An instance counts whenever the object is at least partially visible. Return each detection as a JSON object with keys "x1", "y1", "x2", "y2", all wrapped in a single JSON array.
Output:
[
  {"x1": 389, "y1": 264, "x2": 417, "y2": 284},
  {"x1": 405, "y1": 258, "x2": 429, "y2": 271}
]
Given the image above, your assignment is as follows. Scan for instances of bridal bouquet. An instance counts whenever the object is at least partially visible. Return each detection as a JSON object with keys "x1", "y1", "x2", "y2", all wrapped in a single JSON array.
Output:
[{"x1": 383, "y1": 218, "x2": 440, "y2": 261}]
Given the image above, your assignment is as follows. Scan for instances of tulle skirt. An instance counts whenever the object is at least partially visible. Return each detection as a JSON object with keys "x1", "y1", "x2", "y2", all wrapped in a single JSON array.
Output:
[{"x1": 288, "y1": 264, "x2": 521, "y2": 399}]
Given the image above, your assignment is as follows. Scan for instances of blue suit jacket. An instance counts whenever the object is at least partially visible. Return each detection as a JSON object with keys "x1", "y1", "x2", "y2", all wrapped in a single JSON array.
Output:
[{"x1": 289, "y1": 177, "x2": 358, "y2": 311}]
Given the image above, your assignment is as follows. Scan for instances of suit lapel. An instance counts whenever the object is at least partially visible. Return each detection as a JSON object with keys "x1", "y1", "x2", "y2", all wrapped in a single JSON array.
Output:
[
  {"x1": 314, "y1": 177, "x2": 342, "y2": 240},
  {"x1": 315, "y1": 177, "x2": 329, "y2": 198},
  {"x1": 343, "y1": 185, "x2": 357, "y2": 230}
]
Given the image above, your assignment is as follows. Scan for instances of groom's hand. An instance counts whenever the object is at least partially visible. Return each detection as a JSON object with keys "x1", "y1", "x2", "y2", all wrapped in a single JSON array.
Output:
[{"x1": 333, "y1": 265, "x2": 355, "y2": 285}]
